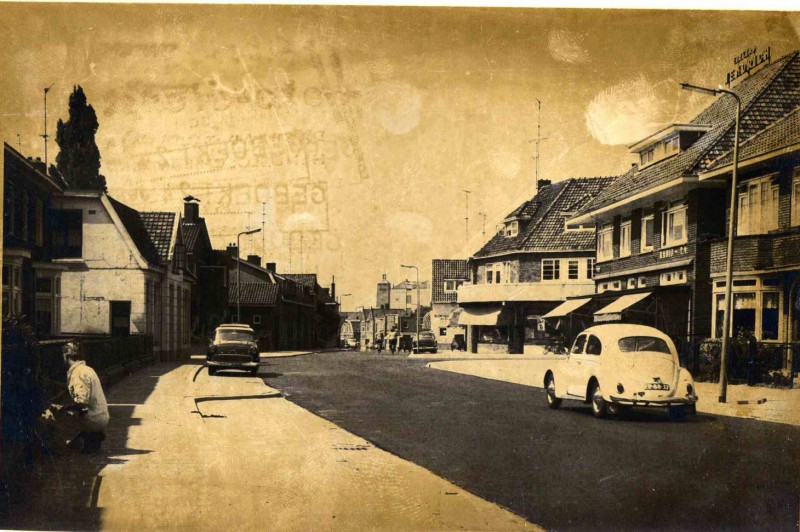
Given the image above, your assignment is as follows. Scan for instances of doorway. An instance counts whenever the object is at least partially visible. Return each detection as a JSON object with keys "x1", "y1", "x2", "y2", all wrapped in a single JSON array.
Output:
[{"x1": 110, "y1": 301, "x2": 131, "y2": 336}]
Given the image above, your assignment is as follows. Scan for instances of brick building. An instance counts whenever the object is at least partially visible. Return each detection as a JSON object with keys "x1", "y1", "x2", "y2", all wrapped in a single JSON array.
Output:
[
  {"x1": 430, "y1": 259, "x2": 469, "y2": 350},
  {"x1": 567, "y1": 50, "x2": 800, "y2": 354},
  {"x1": 459, "y1": 177, "x2": 615, "y2": 354}
]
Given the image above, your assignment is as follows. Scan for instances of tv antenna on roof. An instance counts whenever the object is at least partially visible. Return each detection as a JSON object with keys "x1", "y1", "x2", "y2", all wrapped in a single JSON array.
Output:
[{"x1": 530, "y1": 98, "x2": 549, "y2": 195}]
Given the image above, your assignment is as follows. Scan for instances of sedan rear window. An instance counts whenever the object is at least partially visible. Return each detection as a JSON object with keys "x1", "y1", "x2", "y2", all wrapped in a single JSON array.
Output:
[
  {"x1": 618, "y1": 336, "x2": 671, "y2": 354},
  {"x1": 215, "y1": 330, "x2": 254, "y2": 343}
]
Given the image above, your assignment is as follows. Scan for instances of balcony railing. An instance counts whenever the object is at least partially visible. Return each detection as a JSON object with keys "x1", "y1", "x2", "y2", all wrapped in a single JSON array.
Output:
[{"x1": 457, "y1": 281, "x2": 595, "y2": 303}]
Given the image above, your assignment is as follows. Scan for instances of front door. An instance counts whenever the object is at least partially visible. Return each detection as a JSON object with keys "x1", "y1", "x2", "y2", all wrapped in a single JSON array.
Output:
[{"x1": 110, "y1": 301, "x2": 131, "y2": 336}]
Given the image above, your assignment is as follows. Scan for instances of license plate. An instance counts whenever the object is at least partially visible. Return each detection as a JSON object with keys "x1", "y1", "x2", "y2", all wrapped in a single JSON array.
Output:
[{"x1": 645, "y1": 383, "x2": 670, "y2": 391}]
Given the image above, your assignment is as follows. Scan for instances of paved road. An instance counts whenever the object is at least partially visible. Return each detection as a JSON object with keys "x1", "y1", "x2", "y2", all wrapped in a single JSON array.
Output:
[{"x1": 264, "y1": 351, "x2": 800, "y2": 531}]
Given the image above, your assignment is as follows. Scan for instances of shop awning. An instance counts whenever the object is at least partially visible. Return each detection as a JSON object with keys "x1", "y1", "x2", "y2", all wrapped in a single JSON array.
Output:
[
  {"x1": 458, "y1": 306, "x2": 502, "y2": 326},
  {"x1": 448, "y1": 308, "x2": 464, "y2": 327},
  {"x1": 542, "y1": 298, "x2": 592, "y2": 319},
  {"x1": 594, "y1": 292, "x2": 652, "y2": 323}
]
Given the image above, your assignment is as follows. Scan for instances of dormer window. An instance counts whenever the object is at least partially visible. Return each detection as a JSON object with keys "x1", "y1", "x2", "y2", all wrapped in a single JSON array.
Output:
[
  {"x1": 506, "y1": 221, "x2": 519, "y2": 237},
  {"x1": 641, "y1": 148, "x2": 655, "y2": 166},
  {"x1": 629, "y1": 123, "x2": 711, "y2": 169}
]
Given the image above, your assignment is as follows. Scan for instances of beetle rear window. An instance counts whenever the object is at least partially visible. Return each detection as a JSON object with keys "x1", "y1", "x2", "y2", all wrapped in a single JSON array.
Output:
[{"x1": 618, "y1": 336, "x2": 671, "y2": 354}]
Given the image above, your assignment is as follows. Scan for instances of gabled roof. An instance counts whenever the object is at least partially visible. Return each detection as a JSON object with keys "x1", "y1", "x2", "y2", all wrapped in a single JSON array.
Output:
[
  {"x1": 474, "y1": 176, "x2": 616, "y2": 259},
  {"x1": 283, "y1": 274, "x2": 318, "y2": 289},
  {"x1": 579, "y1": 51, "x2": 800, "y2": 216},
  {"x1": 228, "y1": 282, "x2": 280, "y2": 306},
  {"x1": 107, "y1": 196, "x2": 162, "y2": 266},
  {"x1": 140, "y1": 212, "x2": 176, "y2": 264},
  {"x1": 4, "y1": 143, "x2": 66, "y2": 192},
  {"x1": 432, "y1": 259, "x2": 470, "y2": 303}
]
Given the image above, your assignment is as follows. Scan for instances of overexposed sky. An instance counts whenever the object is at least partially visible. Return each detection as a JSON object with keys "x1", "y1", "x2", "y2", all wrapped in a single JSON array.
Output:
[{"x1": 1, "y1": 5, "x2": 798, "y2": 309}]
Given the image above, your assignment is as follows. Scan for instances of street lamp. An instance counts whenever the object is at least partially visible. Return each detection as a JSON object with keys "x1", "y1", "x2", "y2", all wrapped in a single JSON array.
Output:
[
  {"x1": 401, "y1": 264, "x2": 420, "y2": 353},
  {"x1": 681, "y1": 82, "x2": 742, "y2": 403},
  {"x1": 237, "y1": 228, "x2": 262, "y2": 323}
]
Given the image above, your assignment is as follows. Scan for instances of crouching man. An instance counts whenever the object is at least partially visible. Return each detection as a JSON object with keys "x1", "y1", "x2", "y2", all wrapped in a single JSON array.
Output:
[{"x1": 40, "y1": 342, "x2": 110, "y2": 454}]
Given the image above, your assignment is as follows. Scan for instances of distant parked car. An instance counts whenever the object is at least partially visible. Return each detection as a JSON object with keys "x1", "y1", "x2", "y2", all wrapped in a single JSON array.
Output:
[
  {"x1": 412, "y1": 331, "x2": 438, "y2": 354},
  {"x1": 543, "y1": 324, "x2": 698, "y2": 420},
  {"x1": 206, "y1": 324, "x2": 260, "y2": 376},
  {"x1": 340, "y1": 337, "x2": 358, "y2": 349}
]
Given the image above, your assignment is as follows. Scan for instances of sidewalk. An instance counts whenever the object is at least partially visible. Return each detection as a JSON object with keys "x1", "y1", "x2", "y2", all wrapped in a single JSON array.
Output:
[
  {"x1": 428, "y1": 358, "x2": 800, "y2": 427},
  {"x1": 7, "y1": 361, "x2": 537, "y2": 531}
]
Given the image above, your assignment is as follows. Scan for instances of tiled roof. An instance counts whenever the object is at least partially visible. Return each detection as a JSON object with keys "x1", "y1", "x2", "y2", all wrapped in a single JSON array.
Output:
[
  {"x1": 140, "y1": 212, "x2": 176, "y2": 264},
  {"x1": 474, "y1": 176, "x2": 616, "y2": 258},
  {"x1": 180, "y1": 218, "x2": 212, "y2": 253},
  {"x1": 431, "y1": 259, "x2": 470, "y2": 303},
  {"x1": 392, "y1": 280, "x2": 430, "y2": 289},
  {"x1": 227, "y1": 282, "x2": 280, "y2": 306},
  {"x1": 707, "y1": 106, "x2": 800, "y2": 169},
  {"x1": 283, "y1": 274, "x2": 318, "y2": 289},
  {"x1": 107, "y1": 196, "x2": 162, "y2": 266},
  {"x1": 580, "y1": 51, "x2": 800, "y2": 215}
]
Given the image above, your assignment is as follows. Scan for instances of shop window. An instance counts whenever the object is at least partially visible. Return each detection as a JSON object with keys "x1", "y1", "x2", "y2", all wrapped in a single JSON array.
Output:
[
  {"x1": 597, "y1": 225, "x2": 613, "y2": 261},
  {"x1": 542, "y1": 259, "x2": 560, "y2": 281},
  {"x1": 662, "y1": 204, "x2": 687, "y2": 247},
  {"x1": 641, "y1": 214, "x2": 654, "y2": 252},
  {"x1": 620, "y1": 221, "x2": 632, "y2": 257},
  {"x1": 738, "y1": 174, "x2": 779, "y2": 236},
  {"x1": 568, "y1": 260, "x2": 579, "y2": 280},
  {"x1": 478, "y1": 326, "x2": 508, "y2": 344}
]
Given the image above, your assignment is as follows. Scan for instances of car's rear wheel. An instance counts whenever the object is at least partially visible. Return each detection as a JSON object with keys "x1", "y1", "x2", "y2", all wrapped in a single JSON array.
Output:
[
  {"x1": 208, "y1": 367, "x2": 217, "y2": 376},
  {"x1": 545, "y1": 374, "x2": 562, "y2": 409},
  {"x1": 591, "y1": 383, "x2": 607, "y2": 419}
]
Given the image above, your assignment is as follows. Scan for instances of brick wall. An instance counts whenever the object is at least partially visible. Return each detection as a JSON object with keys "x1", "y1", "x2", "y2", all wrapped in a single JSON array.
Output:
[{"x1": 711, "y1": 232, "x2": 800, "y2": 273}]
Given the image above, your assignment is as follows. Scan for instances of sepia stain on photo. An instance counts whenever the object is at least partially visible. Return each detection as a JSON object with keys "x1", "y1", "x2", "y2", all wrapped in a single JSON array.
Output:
[{"x1": 1, "y1": 2, "x2": 799, "y2": 531}]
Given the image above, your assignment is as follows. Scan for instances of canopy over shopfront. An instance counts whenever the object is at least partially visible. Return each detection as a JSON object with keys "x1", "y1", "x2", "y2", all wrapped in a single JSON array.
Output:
[
  {"x1": 542, "y1": 298, "x2": 592, "y2": 319},
  {"x1": 457, "y1": 306, "x2": 503, "y2": 326},
  {"x1": 594, "y1": 292, "x2": 652, "y2": 323}
]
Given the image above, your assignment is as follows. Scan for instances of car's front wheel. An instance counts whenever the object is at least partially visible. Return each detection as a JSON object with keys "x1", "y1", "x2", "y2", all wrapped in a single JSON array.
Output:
[
  {"x1": 590, "y1": 383, "x2": 608, "y2": 419},
  {"x1": 545, "y1": 374, "x2": 562, "y2": 409},
  {"x1": 208, "y1": 367, "x2": 217, "y2": 376}
]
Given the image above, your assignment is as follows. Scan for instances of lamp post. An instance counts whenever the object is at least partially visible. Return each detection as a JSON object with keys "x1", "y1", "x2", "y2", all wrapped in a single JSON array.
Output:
[
  {"x1": 680, "y1": 82, "x2": 742, "y2": 403},
  {"x1": 401, "y1": 264, "x2": 420, "y2": 353},
  {"x1": 236, "y1": 228, "x2": 262, "y2": 323}
]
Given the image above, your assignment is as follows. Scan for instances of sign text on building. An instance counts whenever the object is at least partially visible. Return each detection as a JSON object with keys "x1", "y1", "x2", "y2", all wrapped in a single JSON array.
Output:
[{"x1": 726, "y1": 46, "x2": 771, "y2": 87}]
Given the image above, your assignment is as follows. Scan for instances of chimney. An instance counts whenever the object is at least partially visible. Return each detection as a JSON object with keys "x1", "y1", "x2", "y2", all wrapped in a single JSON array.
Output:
[
  {"x1": 227, "y1": 243, "x2": 239, "y2": 258},
  {"x1": 537, "y1": 179, "x2": 552, "y2": 190},
  {"x1": 247, "y1": 254, "x2": 261, "y2": 267},
  {"x1": 265, "y1": 262, "x2": 277, "y2": 273},
  {"x1": 331, "y1": 275, "x2": 336, "y2": 300},
  {"x1": 184, "y1": 201, "x2": 199, "y2": 223},
  {"x1": 28, "y1": 157, "x2": 46, "y2": 174}
]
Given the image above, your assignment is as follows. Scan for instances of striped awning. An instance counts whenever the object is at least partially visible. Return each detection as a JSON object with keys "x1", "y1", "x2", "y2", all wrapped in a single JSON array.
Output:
[
  {"x1": 594, "y1": 292, "x2": 652, "y2": 323},
  {"x1": 542, "y1": 298, "x2": 592, "y2": 319}
]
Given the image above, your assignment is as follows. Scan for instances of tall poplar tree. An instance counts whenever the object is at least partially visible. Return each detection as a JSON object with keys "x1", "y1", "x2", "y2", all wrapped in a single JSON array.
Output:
[{"x1": 55, "y1": 86, "x2": 106, "y2": 191}]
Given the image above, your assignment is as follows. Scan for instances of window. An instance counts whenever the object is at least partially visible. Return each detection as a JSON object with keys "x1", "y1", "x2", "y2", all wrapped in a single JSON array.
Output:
[
  {"x1": 51, "y1": 209, "x2": 83, "y2": 258},
  {"x1": 503, "y1": 262, "x2": 515, "y2": 284},
  {"x1": 406, "y1": 293, "x2": 412, "y2": 304},
  {"x1": 439, "y1": 327, "x2": 447, "y2": 336},
  {"x1": 661, "y1": 204, "x2": 687, "y2": 247},
  {"x1": 253, "y1": 315, "x2": 262, "y2": 325},
  {"x1": 506, "y1": 221, "x2": 519, "y2": 237},
  {"x1": 620, "y1": 221, "x2": 631, "y2": 257},
  {"x1": 640, "y1": 148, "x2": 654, "y2": 166},
  {"x1": 35, "y1": 275, "x2": 55, "y2": 335},
  {"x1": 586, "y1": 258, "x2": 595, "y2": 279},
  {"x1": 637, "y1": 276, "x2": 647, "y2": 288},
  {"x1": 571, "y1": 334, "x2": 587, "y2": 354},
  {"x1": 738, "y1": 175, "x2": 779, "y2": 235},
  {"x1": 618, "y1": 336, "x2": 671, "y2": 354},
  {"x1": 585, "y1": 335, "x2": 602, "y2": 355},
  {"x1": 444, "y1": 280, "x2": 463, "y2": 293},
  {"x1": 659, "y1": 270, "x2": 686, "y2": 286},
  {"x1": 713, "y1": 288, "x2": 781, "y2": 341},
  {"x1": 627, "y1": 278, "x2": 637, "y2": 289},
  {"x1": 761, "y1": 292, "x2": 779, "y2": 340},
  {"x1": 542, "y1": 259, "x2": 560, "y2": 281},
  {"x1": 486, "y1": 264, "x2": 494, "y2": 284},
  {"x1": 597, "y1": 225, "x2": 613, "y2": 261},
  {"x1": 641, "y1": 214, "x2": 654, "y2": 252},
  {"x1": 568, "y1": 260, "x2": 579, "y2": 280},
  {"x1": 792, "y1": 168, "x2": 800, "y2": 226}
]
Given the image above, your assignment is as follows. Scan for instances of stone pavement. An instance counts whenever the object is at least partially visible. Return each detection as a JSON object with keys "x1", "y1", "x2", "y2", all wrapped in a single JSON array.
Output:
[
  {"x1": 429, "y1": 357, "x2": 800, "y2": 427},
  {"x1": 8, "y1": 361, "x2": 537, "y2": 531}
]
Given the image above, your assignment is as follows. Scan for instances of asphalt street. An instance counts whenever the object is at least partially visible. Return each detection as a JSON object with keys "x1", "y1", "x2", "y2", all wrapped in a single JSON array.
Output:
[{"x1": 264, "y1": 351, "x2": 800, "y2": 531}]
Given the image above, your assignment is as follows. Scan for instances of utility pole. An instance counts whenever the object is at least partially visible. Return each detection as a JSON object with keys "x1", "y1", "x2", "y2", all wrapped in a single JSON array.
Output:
[
  {"x1": 401, "y1": 264, "x2": 420, "y2": 354},
  {"x1": 41, "y1": 84, "x2": 54, "y2": 174},
  {"x1": 463, "y1": 189, "x2": 471, "y2": 252}
]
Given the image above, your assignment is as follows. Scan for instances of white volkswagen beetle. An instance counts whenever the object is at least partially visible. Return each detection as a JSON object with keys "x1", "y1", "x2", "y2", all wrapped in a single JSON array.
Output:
[{"x1": 543, "y1": 324, "x2": 698, "y2": 419}]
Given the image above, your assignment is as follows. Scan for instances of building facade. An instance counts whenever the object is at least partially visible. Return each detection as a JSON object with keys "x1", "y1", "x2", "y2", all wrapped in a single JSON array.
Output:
[
  {"x1": 430, "y1": 259, "x2": 470, "y2": 350},
  {"x1": 568, "y1": 50, "x2": 800, "y2": 358},
  {"x1": 459, "y1": 177, "x2": 615, "y2": 354}
]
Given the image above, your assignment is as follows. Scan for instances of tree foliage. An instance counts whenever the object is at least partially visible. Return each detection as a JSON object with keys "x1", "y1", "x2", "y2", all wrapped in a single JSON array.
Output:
[{"x1": 55, "y1": 86, "x2": 106, "y2": 191}]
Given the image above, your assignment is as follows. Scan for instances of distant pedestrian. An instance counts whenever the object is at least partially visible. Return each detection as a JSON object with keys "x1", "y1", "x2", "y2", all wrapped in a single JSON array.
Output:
[
  {"x1": 376, "y1": 333, "x2": 384, "y2": 354},
  {"x1": 39, "y1": 342, "x2": 109, "y2": 454},
  {"x1": 388, "y1": 329, "x2": 398, "y2": 354}
]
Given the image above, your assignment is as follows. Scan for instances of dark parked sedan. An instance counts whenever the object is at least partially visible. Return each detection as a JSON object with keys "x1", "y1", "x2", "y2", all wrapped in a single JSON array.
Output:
[
  {"x1": 206, "y1": 324, "x2": 260, "y2": 376},
  {"x1": 411, "y1": 331, "x2": 438, "y2": 354}
]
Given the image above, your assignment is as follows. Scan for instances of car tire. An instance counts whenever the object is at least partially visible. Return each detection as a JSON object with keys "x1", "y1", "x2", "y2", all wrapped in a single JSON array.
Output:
[
  {"x1": 607, "y1": 402, "x2": 629, "y2": 419},
  {"x1": 590, "y1": 383, "x2": 607, "y2": 419},
  {"x1": 545, "y1": 374, "x2": 562, "y2": 409},
  {"x1": 250, "y1": 368, "x2": 259, "y2": 377},
  {"x1": 686, "y1": 403, "x2": 697, "y2": 416},
  {"x1": 432, "y1": 349, "x2": 438, "y2": 354},
  {"x1": 208, "y1": 367, "x2": 217, "y2": 376}
]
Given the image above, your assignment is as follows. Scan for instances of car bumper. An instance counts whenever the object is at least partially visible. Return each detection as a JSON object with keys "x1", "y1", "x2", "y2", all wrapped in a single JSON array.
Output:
[
  {"x1": 609, "y1": 395, "x2": 698, "y2": 407},
  {"x1": 206, "y1": 359, "x2": 259, "y2": 369}
]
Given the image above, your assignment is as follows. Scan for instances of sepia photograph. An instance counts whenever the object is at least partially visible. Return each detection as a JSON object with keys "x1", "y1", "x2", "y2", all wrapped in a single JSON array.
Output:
[{"x1": 1, "y1": 1, "x2": 799, "y2": 530}]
